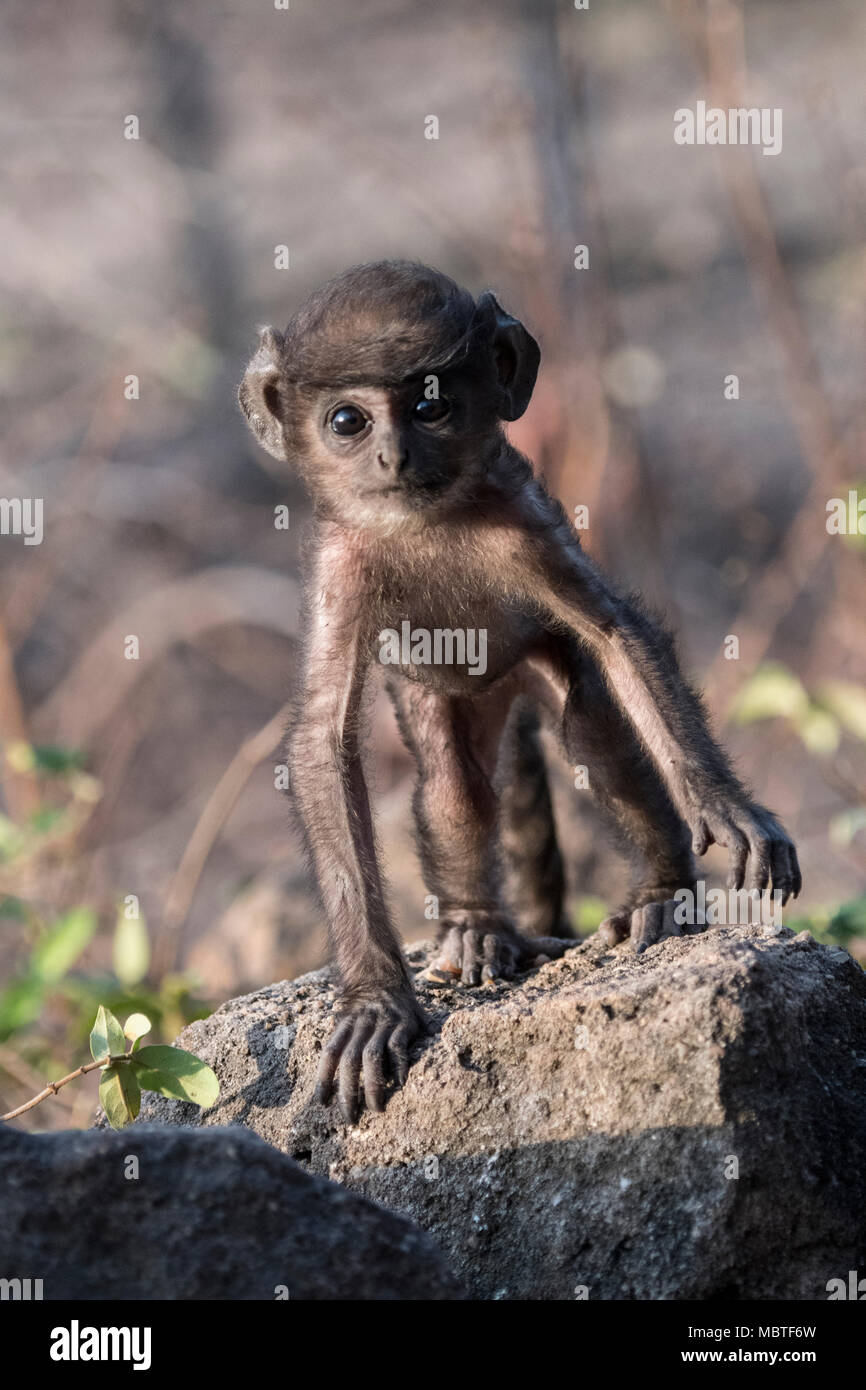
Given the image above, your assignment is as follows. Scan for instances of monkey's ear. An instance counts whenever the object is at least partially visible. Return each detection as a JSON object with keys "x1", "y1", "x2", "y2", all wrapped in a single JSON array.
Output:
[
  {"x1": 238, "y1": 327, "x2": 288, "y2": 461},
  {"x1": 477, "y1": 291, "x2": 540, "y2": 421}
]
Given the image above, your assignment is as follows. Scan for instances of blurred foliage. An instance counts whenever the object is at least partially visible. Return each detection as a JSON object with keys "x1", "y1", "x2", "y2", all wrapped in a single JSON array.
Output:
[
  {"x1": 731, "y1": 662, "x2": 866, "y2": 758},
  {"x1": 0, "y1": 741, "x2": 213, "y2": 1120},
  {"x1": 787, "y1": 896, "x2": 866, "y2": 952},
  {"x1": 572, "y1": 894, "x2": 609, "y2": 935}
]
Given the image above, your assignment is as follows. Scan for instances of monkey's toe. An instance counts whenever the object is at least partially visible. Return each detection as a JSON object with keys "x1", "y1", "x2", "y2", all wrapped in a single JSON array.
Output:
[
  {"x1": 436, "y1": 920, "x2": 568, "y2": 985},
  {"x1": 436, "y1": 922, "x2": 518, "y2": 985},
  {"x1": 517, "y1": 934, "x2": 571, "y2": 965},
  {"x1": 630, "y1": 900, "x2": 683, "y2": 955},
  {"x1": 599, "y1": 912, "x2": 631, "y2": 946}
]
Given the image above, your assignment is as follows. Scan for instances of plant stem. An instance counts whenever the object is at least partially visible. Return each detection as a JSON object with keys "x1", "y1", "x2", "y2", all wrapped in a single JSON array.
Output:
[{"x1": 1, "y1": 1053, "x2": 110, "y2": 1120}]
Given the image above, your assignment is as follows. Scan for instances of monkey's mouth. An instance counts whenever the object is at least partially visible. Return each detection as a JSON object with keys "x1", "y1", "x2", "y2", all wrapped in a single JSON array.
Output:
[{"x1": 365, "y1": 480, "x2": 452, "y2": 506}]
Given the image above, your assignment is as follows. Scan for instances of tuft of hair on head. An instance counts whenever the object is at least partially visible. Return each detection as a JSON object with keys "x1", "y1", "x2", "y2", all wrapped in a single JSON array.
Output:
[{"x1": 280, "y1": 260, "x2": 493, "y2": 389}]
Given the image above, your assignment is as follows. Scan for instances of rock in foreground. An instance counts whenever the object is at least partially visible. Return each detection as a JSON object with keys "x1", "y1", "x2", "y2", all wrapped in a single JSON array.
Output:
[
  {"x1": 137, "y1": 926, "x2": 866, "y2": 1300},
  {"x1": 0, "y1": 1123, "x2": 462, "y2": 1299}
]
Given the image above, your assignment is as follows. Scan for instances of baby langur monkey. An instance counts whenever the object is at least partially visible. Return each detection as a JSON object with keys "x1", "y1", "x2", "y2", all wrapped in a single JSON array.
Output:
[{"x1": 239, "y1": 260, "x2": 801, "y2": 1122}]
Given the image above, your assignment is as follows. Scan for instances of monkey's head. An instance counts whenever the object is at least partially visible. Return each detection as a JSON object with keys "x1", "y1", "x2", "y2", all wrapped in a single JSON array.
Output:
[{"x1": 238, "y1": 260, "x2": 540, "y2": 526}]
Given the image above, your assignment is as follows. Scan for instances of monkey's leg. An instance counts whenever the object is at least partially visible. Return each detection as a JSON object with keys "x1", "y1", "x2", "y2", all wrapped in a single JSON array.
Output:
[
  {"x1": 562, "y1": 656, "x2": 697, "y2": 953},
  {"x1": 387, "y1": 677, "x2": 571, "y2": 985},
  {"x1": 497, "y1": 702, "x2": 571, "y2": 939}
]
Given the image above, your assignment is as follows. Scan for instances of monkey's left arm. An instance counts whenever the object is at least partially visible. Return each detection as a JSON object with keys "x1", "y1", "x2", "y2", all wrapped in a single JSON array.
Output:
[{"x1": 511, "y1": 513, "x2": 801, "y2": 902}]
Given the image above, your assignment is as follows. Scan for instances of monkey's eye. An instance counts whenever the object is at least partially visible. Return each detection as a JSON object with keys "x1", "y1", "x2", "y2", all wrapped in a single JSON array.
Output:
[
  {"x1": 329, "y1": 405, "x2": 369, "y2": 437},
  {"x1": 413, "y1": 395, "x2": 450, "y2": 423}
]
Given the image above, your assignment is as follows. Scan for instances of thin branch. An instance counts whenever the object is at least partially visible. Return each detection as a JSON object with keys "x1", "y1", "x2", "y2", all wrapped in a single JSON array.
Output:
[
  {"x1": 154, "y1": 700, "x2": 293, "y2": 975},
  {"x1": 1, "y1": 1053, "x2": 109, "y2": 1121},
  {"x1": 669, "y1": 0, "x2": 853, "y2": 708},
  {"x1": 0, "y1": 612, "x2": 40, "y2": 821}
]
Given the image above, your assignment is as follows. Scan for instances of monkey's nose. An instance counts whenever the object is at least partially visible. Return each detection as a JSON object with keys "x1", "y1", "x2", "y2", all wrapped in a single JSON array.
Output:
[{"x1": 376, "y1": 447, "x2": 409, "y2": 474}]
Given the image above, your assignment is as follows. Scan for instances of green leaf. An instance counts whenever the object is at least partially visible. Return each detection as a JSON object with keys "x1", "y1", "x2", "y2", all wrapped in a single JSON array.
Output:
[
  {"x1": 123, "y1": 1012, "x2": 151, "y2": 1043},
  {"x1": 0, "y1": 975, "x2": 44, "y2": 1035},
  {"x1": 817, "y1": 681, "x2": 866, "y2": 744},
  {"x1": 730, "y1": 663, "x2": 808, "y2": 725},
  {"x1": 31, "y1": 744, "x2": 86, "y2": 775},
  {"x1": 32, "y1": 907, "x2": 96, "y2": 985},
  {"x1": 131, "y1": 1044, "x2": 219, "y2": 1108},
  {"x1": 99, "y1": 1062, "x2": 141, "y2": 1129},
  {"x1": 113, "y1": 908, "x2": 150, "y2": 987},
  {"x1": 90, "y1": 1004, "x2": 126, "y2": 1061}
]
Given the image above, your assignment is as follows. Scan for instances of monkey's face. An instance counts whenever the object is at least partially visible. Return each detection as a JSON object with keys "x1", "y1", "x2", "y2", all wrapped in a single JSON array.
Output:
[
  {"x1": 296, "y1": 374, "x2": 496, "y2": 526},
  {"x1": 238, "y1": 262, "x2": 541, "y2": 528}
]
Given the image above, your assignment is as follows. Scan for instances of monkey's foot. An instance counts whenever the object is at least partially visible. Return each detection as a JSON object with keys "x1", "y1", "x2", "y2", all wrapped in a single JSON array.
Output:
[
  {"x1": 315, "y1": 986, "x2": 426, "y2": 1124},
  {"x1": 599, "y1": 899, "x2": 693, "y2": 955},
  {"x1": 435, "y1": 916, "x2": 570, "y2": 986}
]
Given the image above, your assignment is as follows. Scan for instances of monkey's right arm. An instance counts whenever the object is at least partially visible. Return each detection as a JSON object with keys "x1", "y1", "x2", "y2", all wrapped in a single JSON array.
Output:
[
  {"x1": 504, "y1": 494, "x2": 801, "y2": 903},
  {"x1": 289, "y1": 560, "x2": 426, "y2": 1122}
]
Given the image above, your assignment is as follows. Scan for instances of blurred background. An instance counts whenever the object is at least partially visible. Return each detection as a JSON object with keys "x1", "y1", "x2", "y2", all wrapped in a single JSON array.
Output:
[{"x1": 1, "y1": 0, "x2": 865, "y2": 1127}]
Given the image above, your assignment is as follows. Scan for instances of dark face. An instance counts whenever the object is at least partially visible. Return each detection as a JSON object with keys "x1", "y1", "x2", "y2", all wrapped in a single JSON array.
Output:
[{"x1": 296, "y1": 368, "x2": 499, "y2": 527}]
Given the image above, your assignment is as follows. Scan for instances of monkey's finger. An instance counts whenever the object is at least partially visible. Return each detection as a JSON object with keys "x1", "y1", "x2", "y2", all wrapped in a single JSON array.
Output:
[
  {"x1": 387, "y1": 1023, "x2": 412, "y2": 1088},
  {"x1": 723, "y1": 827, "x2": 749, "y2": 890},
  {"x1": 337, "y1": 1016, "x2": 375, "y2": 1124},
  {"x1": 745, "y1": 836, "x2": 771, "y2": 894},
  {"x1": 599, "y1": 913, "x2": 630, "y2": 946},
  {"x1": 460, "y1": 929, "x2": 483, "y2": 986},
  {"x1": 789, "y1": 844, "x2": 803, "y2": 899},
  {"x1": 769, "y1": 839, "x2": 793, "y2": 905},
  {"x1": 362, "y1": 1023, "x2": 391, "y2": 1114},
  {"x1": 315, "y1": 1017, "x2": 355, "y2": 1105},
  {"x1": 692, "y1": 819, "x2": 711, "y2": 856}
]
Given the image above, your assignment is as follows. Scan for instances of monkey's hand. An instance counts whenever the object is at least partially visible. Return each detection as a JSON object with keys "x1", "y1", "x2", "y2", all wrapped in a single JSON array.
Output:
[
  {"x1": 315, "y1": 984, "x2": 427, "y2": 1124},
  {"x1": 435, "y1": 915, "x2": 571, "y2": 986},
  {"x1": 687, "y1": 795, "x2": 801, "y2": 903}
]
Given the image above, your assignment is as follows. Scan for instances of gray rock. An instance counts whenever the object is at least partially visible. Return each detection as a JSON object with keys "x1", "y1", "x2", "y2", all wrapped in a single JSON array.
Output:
[
  {"x1": 135, "y1": 926, "x2": 866, "y2": 1300},
  {"x1": 0, "y1": 1123, "x2": 462, "y2": 1299}
]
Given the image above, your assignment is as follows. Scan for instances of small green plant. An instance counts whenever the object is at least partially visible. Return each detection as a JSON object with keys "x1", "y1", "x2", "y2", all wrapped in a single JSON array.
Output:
[{"x1": 1, "y1": 1004, "x2": 219, "y2": 1129}]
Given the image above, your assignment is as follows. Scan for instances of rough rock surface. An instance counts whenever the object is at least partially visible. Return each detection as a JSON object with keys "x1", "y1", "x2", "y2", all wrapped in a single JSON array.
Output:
[
  {"x1": 135, "y1": 926, "x2": 866, "y2": 1300},
  {"x1": 0, "y1": 1123, "x2": 462, "y2": 1299}
]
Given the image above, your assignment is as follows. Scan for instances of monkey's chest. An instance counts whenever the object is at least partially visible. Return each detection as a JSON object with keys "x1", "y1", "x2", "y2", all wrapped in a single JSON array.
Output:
[{"x1": 373, "y1": 591, "x2": 540, "y2": 692}]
